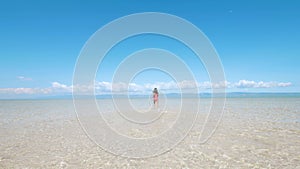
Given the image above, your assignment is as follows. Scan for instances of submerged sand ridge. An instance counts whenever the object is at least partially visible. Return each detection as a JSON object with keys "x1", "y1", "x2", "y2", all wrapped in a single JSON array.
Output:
[{"x1": 0, "y1": 98, "x2": 299, "y2": 168}]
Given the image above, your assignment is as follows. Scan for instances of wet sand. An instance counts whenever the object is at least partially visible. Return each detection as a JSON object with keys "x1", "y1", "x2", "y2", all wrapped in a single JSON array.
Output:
[{"x1": 0, "y1": 98, "x2": 299, "y2": 168}]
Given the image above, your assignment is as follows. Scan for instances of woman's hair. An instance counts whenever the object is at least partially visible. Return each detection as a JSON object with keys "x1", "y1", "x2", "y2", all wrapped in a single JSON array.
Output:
[{"x1": 153, "y1": 88, "x2": 158, "y2": 94}]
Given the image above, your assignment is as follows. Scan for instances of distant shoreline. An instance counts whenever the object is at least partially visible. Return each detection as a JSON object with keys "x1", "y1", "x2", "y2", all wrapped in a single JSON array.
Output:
[{"x1": 1, "y1": 92, "x2": 300, "y2": 100}]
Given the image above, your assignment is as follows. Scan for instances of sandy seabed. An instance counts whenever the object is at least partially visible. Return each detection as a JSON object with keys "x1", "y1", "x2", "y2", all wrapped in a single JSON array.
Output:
[{"x1": 0, "y1": 98, "x2": 300, "y2": 168}]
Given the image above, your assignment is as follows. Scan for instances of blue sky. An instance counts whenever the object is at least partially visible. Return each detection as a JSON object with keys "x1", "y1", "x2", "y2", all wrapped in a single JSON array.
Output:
[{"x1": 0, "y1": 0, "x2": 299, "y2": 97}]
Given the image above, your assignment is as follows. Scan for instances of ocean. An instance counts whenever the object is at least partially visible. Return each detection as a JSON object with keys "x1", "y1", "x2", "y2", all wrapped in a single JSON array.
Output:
[{"x1": 0, "y1": 96, "x2": 299, "y2": 168}]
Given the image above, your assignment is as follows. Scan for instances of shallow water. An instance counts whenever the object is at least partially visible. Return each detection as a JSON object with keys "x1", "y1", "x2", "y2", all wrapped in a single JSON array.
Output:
[{"x1": 0, "y1": 98, "x2": 299, "y2": 168}]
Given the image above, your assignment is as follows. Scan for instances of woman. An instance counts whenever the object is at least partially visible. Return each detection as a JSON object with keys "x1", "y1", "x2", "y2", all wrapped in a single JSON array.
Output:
[{"x1": 153, "y1": 88, "x2": 159, "y2": 108}]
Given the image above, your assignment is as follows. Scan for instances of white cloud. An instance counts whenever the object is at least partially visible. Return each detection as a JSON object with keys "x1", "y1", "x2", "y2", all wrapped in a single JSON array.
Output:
[
  {"x1": 17, "y1": 76, "x2": 32, "y2": 81},
  {"x1": 178, "y1": 80, "x2": 198, "y2": 89},
  {"x1": 0, "y1": 88, "x2": 51, "y2": 95},
  {"x1": 0, "y1": 80, "x2": 293, "y2": 96},
  {"x1": 235, "y1": 80, "x2": 257, "y2": 88},
  {"x1": 234, "y1": 80, "x2": 292, "y2": 88},
  {"x1": 51, "y1": 82, "x2": 72, "y2": 92},
  {"x1": 128, "y1": 83, "x2": 145, "y2": 92},
  {"x1": 278, "y1": 82, "x2": 292, "y2": 87},
  {"x1": 95, "y1": 81, "x2": 145, "y2": 93},
  {"x1": 144, "y1": 81, "x2": 178, "y2": 91},
  {"x1": 195, "y1": 81, "x2": 231, "y2": 89},
  {"x1": 52, "y1": 82, "x2": 67, "y2": 89},
  {"x1": 95, "y1": 81, "x2": 112, "y2": 92},
  {"x1": 0, "y1": 82, "x2": 71, "y2": 95}
]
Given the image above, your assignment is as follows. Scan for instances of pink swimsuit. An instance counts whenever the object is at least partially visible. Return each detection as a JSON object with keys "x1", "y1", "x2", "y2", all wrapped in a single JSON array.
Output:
[{"x1": 153, "y1": 93, "x2": 158, "y2": 101}]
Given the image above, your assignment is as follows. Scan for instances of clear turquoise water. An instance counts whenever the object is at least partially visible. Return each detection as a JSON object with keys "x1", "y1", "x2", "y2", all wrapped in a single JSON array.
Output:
[{"x1": 0, "y1": 97, "x2": 299, "y2": 168}]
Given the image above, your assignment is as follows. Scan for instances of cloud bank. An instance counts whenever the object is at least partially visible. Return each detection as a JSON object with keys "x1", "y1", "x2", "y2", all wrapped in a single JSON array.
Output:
[
  {"x1": 234, "y1": 80, "x2": 292, "y2": 88},
  {"x1": 0, "y1": 80, "x2": 293, "y2": 96}
]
